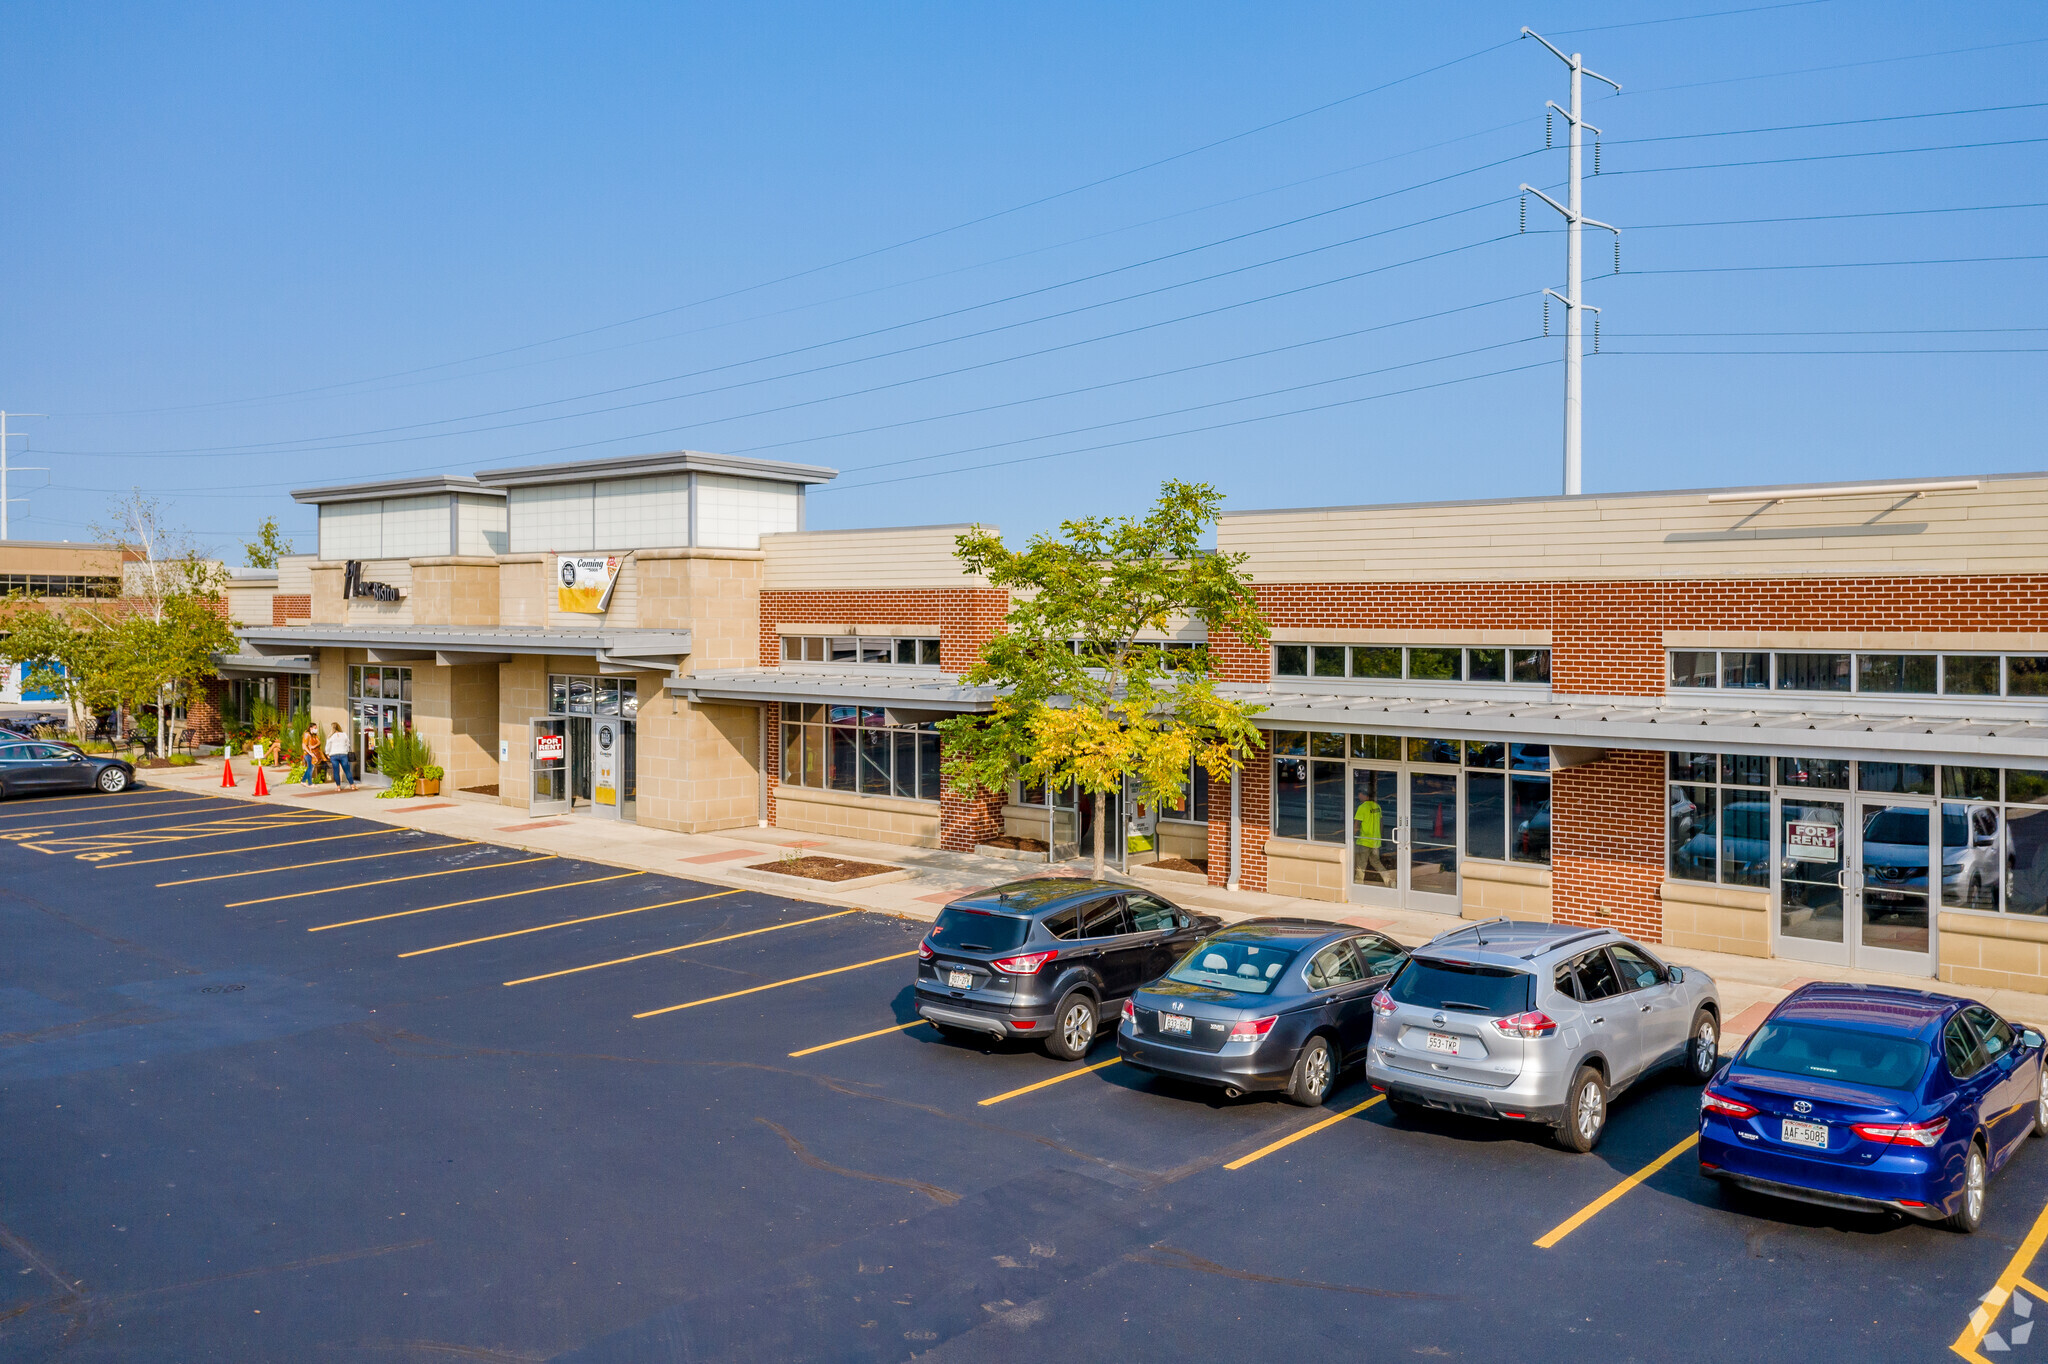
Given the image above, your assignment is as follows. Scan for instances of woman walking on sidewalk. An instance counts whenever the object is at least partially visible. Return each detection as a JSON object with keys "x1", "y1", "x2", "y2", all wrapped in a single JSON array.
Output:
[
  {"x1": 299, "y1": 724, "x2": 326, "y2": 784},
  {"x1": 325, "y1": 722, "x2": 356, "y2": 790}
]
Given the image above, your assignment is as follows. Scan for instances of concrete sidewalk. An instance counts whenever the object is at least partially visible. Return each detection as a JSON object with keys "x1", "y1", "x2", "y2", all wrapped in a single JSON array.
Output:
[{"x1": 160, "y1": 756, "x2": 2048, "y2": 1041}]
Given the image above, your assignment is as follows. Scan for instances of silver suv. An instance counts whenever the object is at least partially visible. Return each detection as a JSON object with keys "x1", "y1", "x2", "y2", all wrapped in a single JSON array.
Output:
[{"x1": 1364, "y1": 919, "x2": 1721, "y2": 1152}]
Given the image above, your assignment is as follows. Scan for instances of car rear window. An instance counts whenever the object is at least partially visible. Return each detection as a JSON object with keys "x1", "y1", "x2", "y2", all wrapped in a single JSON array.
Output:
[
  {"x1": 1740, "y1": 1020, "x2": 1928, "y2": 1090},
  {"x1": 1389, "y1": 959, "x2": 1533, "y2": 1016},
  {"x1": 930, "y1": 908, "x2": 1031, "y2": 954},
  {"x1": 1167, "y1": 939, "x2": 1301, "y2": 995}
]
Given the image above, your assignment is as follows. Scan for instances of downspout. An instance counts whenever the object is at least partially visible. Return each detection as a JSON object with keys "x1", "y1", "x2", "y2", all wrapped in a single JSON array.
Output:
[
  {"x1": 758, "y1": 702, "x2": 768, "y2": 827},
  {"x1": 1227, "y1": 768, "x2": 1241, "y2": 892}
]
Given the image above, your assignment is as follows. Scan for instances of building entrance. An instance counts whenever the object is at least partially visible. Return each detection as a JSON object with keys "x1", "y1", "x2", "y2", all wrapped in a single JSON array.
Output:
[
  {"x1": 1348, "y1": 765, "x2": 1461, "y2": 914},
  {"x1": 1773, "y1": 793, "x2": 1937, "y2": 977}
]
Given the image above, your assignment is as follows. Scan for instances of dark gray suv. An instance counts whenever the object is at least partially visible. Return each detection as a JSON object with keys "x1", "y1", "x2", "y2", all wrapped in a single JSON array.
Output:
[{"x1": 913, "y1": 879, "x2": 1219, "y2": 1060}]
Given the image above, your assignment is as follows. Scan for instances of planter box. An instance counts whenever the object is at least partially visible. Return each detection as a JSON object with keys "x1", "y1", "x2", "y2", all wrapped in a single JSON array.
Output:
[
  {"x1": 975, "y1": 843, "x2": 1054, "y2": 864},
  {"x1": 417, "y1": 779, "x2": 442, "y2": 795}
]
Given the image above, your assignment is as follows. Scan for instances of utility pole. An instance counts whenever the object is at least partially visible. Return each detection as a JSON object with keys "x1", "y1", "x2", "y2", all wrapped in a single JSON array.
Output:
[
  {"x1": 1519, "y1": 27, "x2": 1620, "y2": 496},
  {"x1": 0, "y1": 412, "x2": 49, "y2": 539}
]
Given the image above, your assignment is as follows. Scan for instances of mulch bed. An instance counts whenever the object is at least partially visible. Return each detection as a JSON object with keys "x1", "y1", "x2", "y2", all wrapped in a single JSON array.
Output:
[
  {"x1": 749, "y1": 855, "x2": 899, "y2": 883},
  {"x1": 981, "y1": 835, "x2": 1049, "y2": 853},
  {"x1": 462, "y1": 784, "x2": 500, "y2": 796},
  {"x1": 1148, "y1": 856, "x2": 1208, "y2": 875}
]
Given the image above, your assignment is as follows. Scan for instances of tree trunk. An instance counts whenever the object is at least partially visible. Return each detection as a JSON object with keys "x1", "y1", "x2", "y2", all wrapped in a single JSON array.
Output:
[
  {"x1": 1091, "y1": 788, "x2": 1106, "y2": 879},
  {"x1": 157, "y1": 692, "x2": 167, "y2": 760}
]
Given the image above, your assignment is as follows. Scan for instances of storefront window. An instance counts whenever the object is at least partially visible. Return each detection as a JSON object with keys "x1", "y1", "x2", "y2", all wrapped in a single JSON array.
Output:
[
  {"x1": 780, "y1": 702, "x2": 942, "y2": 802},
  {"x1": 347, "y1": 665, "x2": 414, "y2": 775},
  {"x1": 782, "y1": 635, "x2": 941, "y2": 667},
  {"x1": 1273, "y1": 644, "x2": 1551, "y2": 685},
  {"x1": 548, "y1": 676, "x2": 634, "y2": 717},
  {"x1": 1670, "y1": 649, "x2": 2048, "y2": 698}
]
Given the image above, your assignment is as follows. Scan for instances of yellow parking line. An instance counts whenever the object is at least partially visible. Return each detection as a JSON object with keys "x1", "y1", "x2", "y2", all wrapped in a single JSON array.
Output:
[
  {"x1": 397, "y1": 888, "x2": 741, "y2": 958},
  {"x1": 978, "y1": 1058, "x2": 1121, "y2": 1107},
  {"x1": 1951, "y1": 1194, "x2": 2048, "y2": 1361},
  {"x1": 0, "y1": 793, "x2": 214, "y2": 821},
  {"x1": 23, "y1": 812, "x2": 342, "y2": 855},
  {"x1": 502, "y1": 910, "x2": 858, "y2": 986},
  {"x1": 1224, "y1": 1095, "x2": 1384, "y2": 1170},
  {"x1": 226, "y1": 854, "x2": 555, "y2": 907},
  {"x1": 633, "y1": 951, "x2": 917, "y2": 1018},
  {"x1": 158, "y1": 841, "x2": 478, "y2": 886},
  {"x1": 98, "y1": 828, "x2": 394, "y2": 869},
  {"x1": 789, "y1": 1020, "x2": 928, "y2": 1058},
  {"x1": 11, "y1": 801, "x2": 284, "y2": 833},
  {"x1": 307, "y1": 871, "x2": 640, "y2": 932},
  {"x1": 1533, "y1": 1133, "x2": 1699, "y2": 1250}
]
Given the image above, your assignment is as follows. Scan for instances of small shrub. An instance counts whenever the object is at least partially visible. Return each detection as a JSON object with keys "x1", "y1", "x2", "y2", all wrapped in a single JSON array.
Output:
[
  {"x1": 375, "y1": 730, "x2": 433, "y2": 782},
  {"x1": 376, "y1": 772, "x2": 419, "y2": 800},
  {"x1": 168, "y1": 754, "x2": 197, "y2": 767}
]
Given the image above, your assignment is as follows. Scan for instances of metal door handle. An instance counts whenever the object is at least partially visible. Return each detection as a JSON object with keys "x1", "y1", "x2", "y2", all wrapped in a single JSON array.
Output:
[
  {"x1": 1639, "y1": 1003, "x2": 1652, "y2": 1013},
  {"x1": 1592, "y1": 1016, "x2": 1606, "y2": 1025}
]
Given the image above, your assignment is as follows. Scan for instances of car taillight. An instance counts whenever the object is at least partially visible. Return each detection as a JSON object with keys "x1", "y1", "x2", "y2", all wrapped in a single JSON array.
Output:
[
  {"x1": 916, "y1": 939, "x2": 933, "y2": 961},
  {"x1": 1491, "y1": 1010, "x2": 1558, "y2": 1039},
  {"x1": 1372, "y1": 989, "x2": 1396, "y2": 1017},
  {"x1": 1699, "y1": 1089, "x2": 1759, "y2": 1119},
  {"x1": 991, "y1": 949, "x2": 1057, "y2": 975},
  {"x1": 1852, "y1": 1118, "x2": 1948, "y2": 1148},
  {"x1": 1228, "y1": 1016, "x2": 1277, "y2": 1044},
  {"x1": 1122, "y1": 999, "x2": 1136, "y2": 1022}
]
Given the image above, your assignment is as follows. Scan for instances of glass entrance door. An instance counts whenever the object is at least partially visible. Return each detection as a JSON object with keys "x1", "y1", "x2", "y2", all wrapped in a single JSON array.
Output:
[
  {"x1": 530, "y1": 717, "x2": 568, "y2": 814},
  {"x1": 1347, "y1": 766, "x2": 1461, "y2": 914},
  {"x1": 1855, "y1": 799, "x2": 1936, "y2": 975},
  {"x1": 1773, "y1": 795, "x2": 1937, "y2": 976},
  {"x1": 568, "y1": 716, "x2": 593, "y2": 809}
]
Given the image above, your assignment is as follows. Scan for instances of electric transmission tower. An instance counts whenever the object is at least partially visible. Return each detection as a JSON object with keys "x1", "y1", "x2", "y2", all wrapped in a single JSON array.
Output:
[{"x1": 1519, "y1": 27, "x2": 1621, "y2": 497}]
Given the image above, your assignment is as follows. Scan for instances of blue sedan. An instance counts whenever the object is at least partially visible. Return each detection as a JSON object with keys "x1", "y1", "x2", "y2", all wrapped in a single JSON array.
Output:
[{"x1": 1699, "y1": 983, "x2": 2047, "y2": 1232}]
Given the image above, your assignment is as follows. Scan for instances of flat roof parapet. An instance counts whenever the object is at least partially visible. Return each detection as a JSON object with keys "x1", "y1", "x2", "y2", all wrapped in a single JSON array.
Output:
[
  {"x1": 292, "y1": 475, "x2": 502, "y2": 505},
  {"x1": 474, "y1": 449, "x2": 836, "y2": 489}
]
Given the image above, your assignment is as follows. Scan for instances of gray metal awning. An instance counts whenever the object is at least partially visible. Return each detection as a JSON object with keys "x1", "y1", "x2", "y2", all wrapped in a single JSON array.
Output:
[
  {"x1": 670, "y1": 668, "x2": 998, "y2": 713},
  {"x1": 1231, "y1": 688, "x2": 2048, "y2": 764},
  {"x1": 239, "y1": 625, "x2": 693, "y2": 672},
  {"x1": 214, "y1": 652, "x2": 316, "y2": 677}
]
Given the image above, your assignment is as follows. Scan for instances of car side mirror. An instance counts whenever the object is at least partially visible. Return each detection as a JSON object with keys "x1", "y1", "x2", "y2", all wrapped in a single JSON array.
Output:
[
  {"x1": 2026, "y1": 1029, "x2": 2044, "y2": 1050},
  {"x1": 1667, "y1": 966, "x2": 1685, "y2": 984}
]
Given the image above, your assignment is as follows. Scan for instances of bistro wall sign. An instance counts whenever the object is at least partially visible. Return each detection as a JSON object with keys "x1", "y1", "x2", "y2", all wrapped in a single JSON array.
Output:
[{"x1": 343, "y1": 560, "x2": 404, "y2": 602}]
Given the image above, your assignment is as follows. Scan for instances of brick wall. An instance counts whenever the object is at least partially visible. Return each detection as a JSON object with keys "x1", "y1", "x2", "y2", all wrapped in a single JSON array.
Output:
[
  {"x1": 1551, "y1": 750, "x2": 1665, "y2": 941},
  {"x1": 939, "y1": 786, "x2": 1005, "y2": 853},
  {"x1": 272, "y1": 594, "x2": 311, "y2": 625}
]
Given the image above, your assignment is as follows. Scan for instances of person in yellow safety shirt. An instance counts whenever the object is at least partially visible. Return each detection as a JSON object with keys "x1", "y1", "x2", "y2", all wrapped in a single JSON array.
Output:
[{"x1": 1355, "y1": 791, "x2": 1394, "y2": 886}]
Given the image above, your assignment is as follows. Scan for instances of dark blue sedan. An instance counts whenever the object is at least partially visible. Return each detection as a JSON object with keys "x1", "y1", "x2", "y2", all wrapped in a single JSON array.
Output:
[{"x1": 1698, "y1": 983, "x2": 2046, "y2": 1232}]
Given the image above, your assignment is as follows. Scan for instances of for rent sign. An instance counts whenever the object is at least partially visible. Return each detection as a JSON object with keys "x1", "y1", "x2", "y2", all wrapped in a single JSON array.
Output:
[
  {"x1": 535, "y1": 732, "x2": 564, "y2": 762},
  {"x1": 1785, "y1": 821, "x2": 1840, "y2": 861}
]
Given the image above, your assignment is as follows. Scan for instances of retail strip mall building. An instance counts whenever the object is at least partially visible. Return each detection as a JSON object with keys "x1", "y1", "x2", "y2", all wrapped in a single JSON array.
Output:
[{"x1": 239, "y1": 453, "x2": 2048, "y2": 995}]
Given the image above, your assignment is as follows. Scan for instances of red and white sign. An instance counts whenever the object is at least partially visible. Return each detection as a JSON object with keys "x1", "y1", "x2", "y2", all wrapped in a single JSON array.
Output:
[
  {"x1": 1785, "y1": 820, "x2": 1840, "y2": 861},
  {"x1": 535, "y1": 732, "x2": 564, "y2": 762}
]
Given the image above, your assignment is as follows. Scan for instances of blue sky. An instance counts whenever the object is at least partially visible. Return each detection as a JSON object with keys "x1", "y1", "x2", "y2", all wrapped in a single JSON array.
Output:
[{"x1": 4, "y1": 1, "x2": 2044, "y2": 556}]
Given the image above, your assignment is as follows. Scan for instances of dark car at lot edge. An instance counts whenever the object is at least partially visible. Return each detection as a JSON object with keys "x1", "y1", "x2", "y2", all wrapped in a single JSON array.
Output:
[
  {"x1": 1118, "y1": 918, "x2": 1409, "y2": 1107},
  {"x1": 0, "y1": 739, "x2": 136, "y2": 797},
  {"x1": 914, "y1": 879, "x2": 1220, "y2": 1060},
  {"x1": 1699, "y1": 982, "x2": 2047, "y2": 1233}
]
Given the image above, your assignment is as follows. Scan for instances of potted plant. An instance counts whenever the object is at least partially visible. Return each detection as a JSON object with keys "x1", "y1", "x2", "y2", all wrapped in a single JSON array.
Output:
[{"x1": 417, "y1": 763, "x2": 444, "y2": 796}]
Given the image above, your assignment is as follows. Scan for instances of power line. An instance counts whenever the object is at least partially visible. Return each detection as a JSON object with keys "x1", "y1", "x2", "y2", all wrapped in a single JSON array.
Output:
[
  {"x1": 1626, "y1": 34, "x2": 2048, "y2": 96},
  {"x1": 1606, "y1": 101, "x2": 2048, "y2": 144},
  {"x1": 1613, "y1": 327, "x2": 2048, "y2": 337},
  {"x1": 1623, "y1": 201, "x2": 2048, "y2": 229},
  {"x1": 1554, "y1": 0, "x2": 1837, "y2": 35},
  {"x1": 1606, "y1": 346, "x2": 2048, "y2": 355},
  {"x1": 1605, "y1": 135, "x2": 2048, "y2": 176},
  {"x1": 1623, "y1": 253, "x2": 2048, "y2": 275}
]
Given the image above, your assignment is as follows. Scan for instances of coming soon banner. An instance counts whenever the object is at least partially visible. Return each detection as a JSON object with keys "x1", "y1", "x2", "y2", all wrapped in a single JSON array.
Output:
[{"x1": 556, "y1": 555, "x2": 623, "y2": 614}]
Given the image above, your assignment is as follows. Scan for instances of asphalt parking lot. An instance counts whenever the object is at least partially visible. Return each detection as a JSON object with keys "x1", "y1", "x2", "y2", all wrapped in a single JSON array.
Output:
[{"x1": 4, "y1": 785, "x2": 2048, "y2": 1361}]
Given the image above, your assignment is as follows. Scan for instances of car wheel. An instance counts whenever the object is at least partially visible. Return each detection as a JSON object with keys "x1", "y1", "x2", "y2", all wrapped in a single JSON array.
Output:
[
  {"x1": 1555, "y1": 1066, "x2": 1608, "y2": 1153},
  {"x1": 1285, "y1": 1036, "x2": 1335, "y2": 1108},
  {"x1": 1945, "y1": 1141, "x2": 1988, "y2": 1233},
  {"x1": 96, "y1": 767, "x2": 130, "y2": 794},
  {"x1": 2033, "y1": 1078, "x2": 2048, "y2": 1139},
  {"x1": 1684, "y1": 1008, "x2": 1720, "y2": 1084},
  {"x1": 1043, "y1": 990, "x2": 1098, "y2": 1061}
]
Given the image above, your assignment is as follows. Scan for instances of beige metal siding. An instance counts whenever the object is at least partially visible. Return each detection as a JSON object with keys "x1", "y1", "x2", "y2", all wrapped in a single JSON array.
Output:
[
  {"x1": 761, "y1": 525, "x2": 990, "y2": 590},
  {"x1": 1221, "y1": 475, "x2": 2048, "y2": 582}
]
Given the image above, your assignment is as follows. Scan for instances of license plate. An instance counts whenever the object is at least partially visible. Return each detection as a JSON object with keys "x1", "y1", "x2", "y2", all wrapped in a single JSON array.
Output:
[
  {"x1": 1781, "y1": 1118, "x2": 1828, "y2": 1149},
  {"x1": 946, "y1": 970, "x2": 974, "y2": 989},
  {"x1": 1426, "y1": 1032, "x2": 1459, "y2": 1055},
  {"x1": 1158, "y1": 1013, "x2": 1193, "y2": 1035}
]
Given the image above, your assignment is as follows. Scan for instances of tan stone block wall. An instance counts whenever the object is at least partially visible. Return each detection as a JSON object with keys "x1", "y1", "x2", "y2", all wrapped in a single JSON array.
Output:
[
  {"x1": 774, "y1": 786, "x2": 941, "y2": 849},
  {"x1": 310, "y1": 564, "x2": 344, "y2": 624},
  {"x1": 1003, "y1": 805, "x2": 1053, "y2": 843},
  {"x1": 1157, "y1": 821, "x2": 1207, "y2": 862},
  {"x1": 1939, "y1": 911, "x2": 2048, "y2": 994},
  {"x1": 444, "y1": 662, "x2": 499, "y2": 791},
  {"x1": 1265, "y1": 838, "x2": 1343, "y2": 903},
  {"x1": 409, "y1": 560, "x2": 500, "y2": 627},
  {"x1": 636, "y1": 697, "x2": 761, "y2": 834},
  {"x1": 496, "y1": 655, "x2": 547, "y2": 806},
  {"x1": 1462, "y1": 861, "x2": 1553, "y2": 921},
  {"x1": 498, "y1": 557, "x2": 548, "y2": 628},
  {"x1": 637, "y1": 551, "x2": 763, "y2": 671},
  {"x1": 1660, "y1": 880, "x2": 1770, "y2": 958},
  {"x1": 309, "y1": 648, "x2": 349, "y2": 744}
]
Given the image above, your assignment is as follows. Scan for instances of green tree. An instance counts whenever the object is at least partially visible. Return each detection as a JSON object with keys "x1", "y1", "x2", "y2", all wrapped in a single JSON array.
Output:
[
  {"x1": 243, "y1": 516, "x2": 294, "y2": 569},
  {"x1": 91, "y1": 492, "x2": 232, "y2": 750},
  {"x1": 939, "y1": 480, "x2": 1270, "y2": 878},
  {"x1": 0, "y1": 598, "x2": 117, "y2": 723}
]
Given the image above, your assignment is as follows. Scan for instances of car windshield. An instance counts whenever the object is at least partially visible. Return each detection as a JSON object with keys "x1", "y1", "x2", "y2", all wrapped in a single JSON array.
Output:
[
  {"x1": 1741, "y1": 1020, "x2": 1928, "y2": 1090},
  {"x1": 1863, "y1": 809, "x2": 1928, "y2": 845},
  {"x1": 929, "y1": 907, "x2": 1031, "y2": 954},
  {"x1": 1388, "y1": 959, "x2": 1533, "y2": 1016},
  {"x1": 1167, "y1": 939, "x2": 1301, "y2": 995}
]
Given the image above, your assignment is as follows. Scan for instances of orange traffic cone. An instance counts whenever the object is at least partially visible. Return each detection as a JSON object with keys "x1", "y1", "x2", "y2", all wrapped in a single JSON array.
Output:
[
  {"x1": 220, "y1": 756, "x2": 237, "y2": 788},
  {"x1": 252, "y1": 763, "x2": 270, "y2": 796}
]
